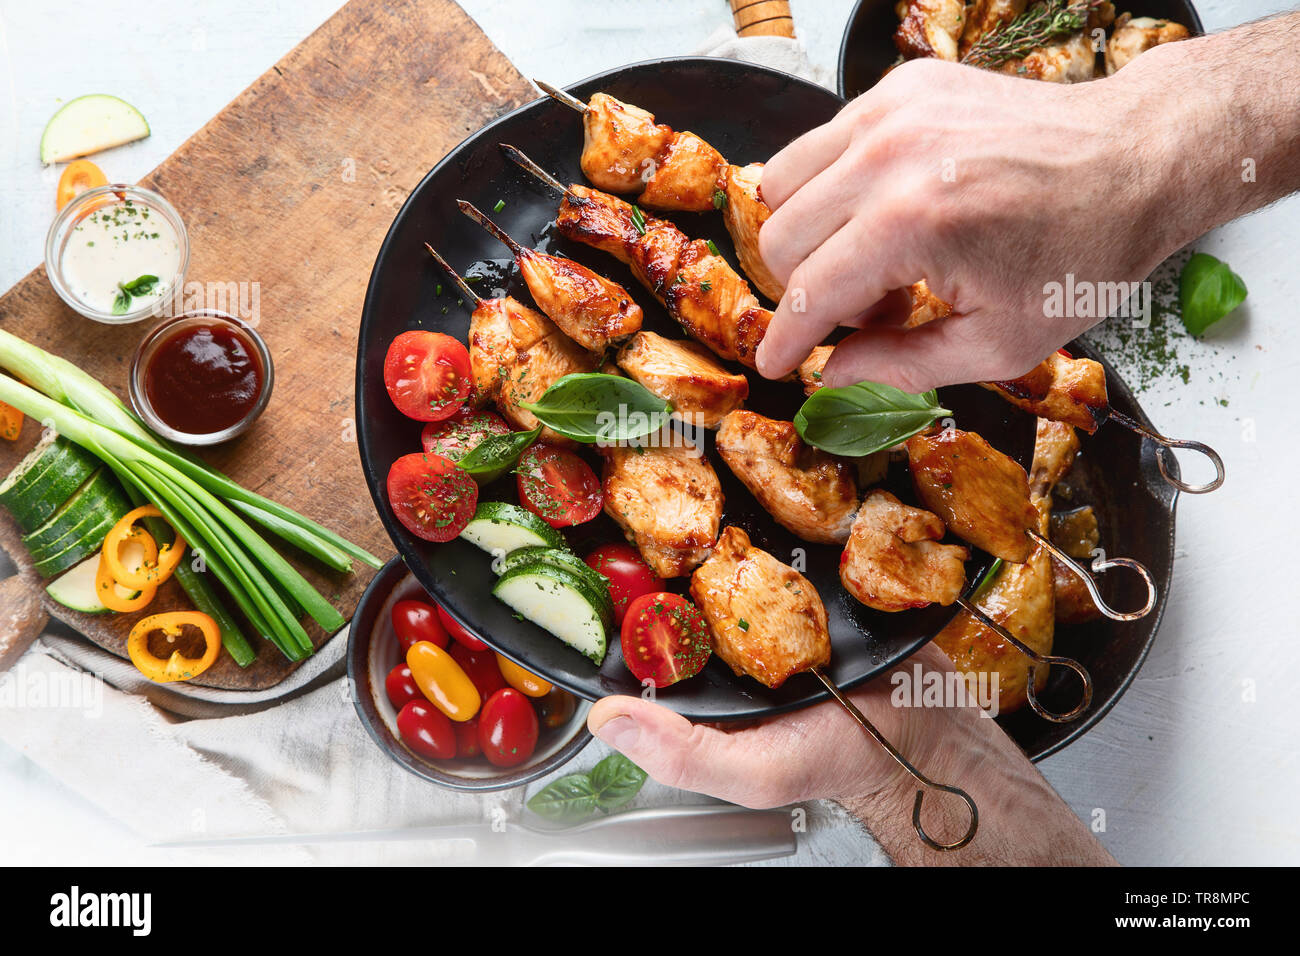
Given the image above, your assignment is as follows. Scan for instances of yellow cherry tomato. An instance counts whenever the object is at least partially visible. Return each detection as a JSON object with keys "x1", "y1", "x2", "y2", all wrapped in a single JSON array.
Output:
[
  {"x1": 127, "y1": 612, "x2": 220, "y2": 683},
  {"x1": 56, "y1": 159, "x2": 108, "y2": 211},
  {"x1": 495, "y1": 653, "x2": 552, "y2": 698},
  {"x1": 406, "y1": 640, "x2": 480, "y2": 721}
]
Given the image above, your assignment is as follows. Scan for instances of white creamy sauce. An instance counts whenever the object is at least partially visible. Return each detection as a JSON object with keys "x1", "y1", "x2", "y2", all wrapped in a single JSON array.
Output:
[{"x1": 61, "y1": 199, "x2": 180, "y2": 314}]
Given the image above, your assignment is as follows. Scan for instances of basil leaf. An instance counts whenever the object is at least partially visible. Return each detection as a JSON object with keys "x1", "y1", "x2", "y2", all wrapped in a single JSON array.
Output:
[
  {"x1": 458, "y1": 426, "x2": 540, "y2": 477},
  {"x1": 589, "y1": 753, "x2": 647, "y2": 812},
  {"x1": 111, "y1": 289, "x2": 132, "y2": 316},
  {"x1": 526, "y1": 773, "x2": 599, "y2": 823},
  {"x1": 519, "y1": 373, "x2": 672, "y2": 443},
  {"x1": 1179, "y1": 253, "x2": 1247, "y2": 336},
  {"x1": 121, "y1": 273, "x2": 159, "y2": 295},
  {"x1": 794, "y1": 381, "x2": 950, "y2": 457}
]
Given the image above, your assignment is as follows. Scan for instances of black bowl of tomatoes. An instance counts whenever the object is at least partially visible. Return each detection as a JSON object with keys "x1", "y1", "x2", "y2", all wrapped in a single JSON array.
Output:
[{"x1": 348, "y1": 555, "x2": 593, "y2": 791}]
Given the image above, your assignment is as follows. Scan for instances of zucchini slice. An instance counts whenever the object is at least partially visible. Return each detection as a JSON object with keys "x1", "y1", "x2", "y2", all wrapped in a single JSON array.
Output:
[
  {"x1": 45, "y1": 538, "x2": 149, "y2": 614},
  {"x1": 459, "y1": 501, "x2": 567, "y2": 555},
  {"x1": 0, "y1": 434, "x2": 99, "y2": 533},
  {"x1": 494, "y1": 547, "x2": 614, "y2": 620},
  {"x1": 492, "y1": 564, "x2": 610, "y2": 665}
]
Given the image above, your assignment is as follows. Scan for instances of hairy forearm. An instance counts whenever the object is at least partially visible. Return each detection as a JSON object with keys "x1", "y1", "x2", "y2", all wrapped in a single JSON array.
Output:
[
  {"x1": 836, "y1": 701, "x2": 1116, "y2": 866},
  {"x1": 1119, "y1": 11, "x2": 1300, "y2": 251}
]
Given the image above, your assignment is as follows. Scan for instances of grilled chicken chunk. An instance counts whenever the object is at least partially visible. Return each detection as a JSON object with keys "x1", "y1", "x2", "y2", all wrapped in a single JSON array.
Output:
[
  {"x1": 907, "y1": 427, "x2": 1038, "y2": 563},
  {"x1": 797, "y1": 345, "x2": 834, "y2": 395},
  {"x1": 515, "y1": 249, "x2": 642, "y2": 352},
  {"x1": 601, "y1": 436, "x2": 723, "y2": 578},
  {"x1": 958, "y1": 0, "x2": 1027, "y2": 56},
  {"x1": 716, "y1": 410, "x2": 859, "y2": 544},
  {"x1": 556, "y1": 185, "x2": 772, "y2": 368},
  {"x1": 1106, "y1": 14, "x2": 1190, "y2": 74},
  {"x1": 721, "y1": 163, "x2": 783, "y2": 303},
  {"x1": 581, "y1": 93, "x2": 673, "y2": 194},
  {"x1": 639, "y1": 131, "x2": 727, "y2": 212},
  {"x1": 934, "y1": 419, "x2": 1075, "y2": 712},
  {"x1": 894, "y1": 0, "x2": 966, "y2": 60},
  {"x1": 985, "y1": 351, "x2": 1109, "y2": 433},
  {"x1": 616, "y1": 331, "x2": 748, "y2": 428},
  {"x1": 690, "y1": 526, "x2": 831, "y2": 689},
  {"x1": 840, "y1": 489, "x2": 968, "y2": 612},
  {"x1": 1003, "y1": 32, "x2": 1098, "y2": 83},
  {"x1": 468, "y1": 296, "x2": 597, "y2": 445}
]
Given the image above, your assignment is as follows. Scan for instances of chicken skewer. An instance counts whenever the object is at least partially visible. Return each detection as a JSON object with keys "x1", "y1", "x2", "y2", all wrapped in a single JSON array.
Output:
[
  {"x1": 423, "y1": 243, "x2": 597, "y2": 445},
  {"x1": 501, "y1": 143, "x2": 772, "y2": 370},
  {"x1": 533, "y1": 80, "x2": 785, "y2": 303},
  {"x1": 840, "y1": 488, "x2": 1092, "y2": 722},
  {"x1": 799, "y1": 345, "x2": 1224, "y2": 494},
  {"x1": 456, "y1": 200, "x2": 642, "y2": 353},
  {"x1": 692, "y1": 526, "x2": 978, "y2": 850}
]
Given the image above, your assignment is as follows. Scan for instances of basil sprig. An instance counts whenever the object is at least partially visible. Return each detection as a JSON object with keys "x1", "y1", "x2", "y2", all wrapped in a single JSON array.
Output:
[
  {"x1": 794, "y1": 381, "x2": 950, "y2": 457},
  {"x1": 519, "y1": 373, "x2": 672, "y2": 444},
  {"x1": 111, "y1": 274, "x2": 160, "y2": 316},
  {"x1": 1179, "y1": 253, "x2": 1247, "y2": 336},
  {"x1": 526, "y1": 753, "x2": 648, "y2": 824},
  {"x1": 458, "y1": 426, "x2": 540, "y2": 480}
]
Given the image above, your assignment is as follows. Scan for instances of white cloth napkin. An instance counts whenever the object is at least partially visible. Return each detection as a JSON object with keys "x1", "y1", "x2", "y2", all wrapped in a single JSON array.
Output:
[{"x1": 0, "y1": 33, "x2": 882, "y2": 866}]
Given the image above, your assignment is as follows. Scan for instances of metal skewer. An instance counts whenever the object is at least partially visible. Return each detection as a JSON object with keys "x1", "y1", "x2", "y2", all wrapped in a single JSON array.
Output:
[
  {"x1": 810, "y1": 667, "x2": 979, "y2": 851},
  {"x1": 533, "y1": 78, "x2": 590, "y2": 114},
  {"x1": 501, "y1": 143, "x2": 579, "y2": 200},
  {"x1": 1106, "y1": 409, "x2": 1225, "y2": 495},
  {"x1": 1027, "y1": 530, "x2": 1156, "y2": 622},
  {"x1": 456, "y1": 200, "x2": 530, "y2": 258},
  {"x1": 424, "y1": 243, "x2": 482, "y2": 305}
]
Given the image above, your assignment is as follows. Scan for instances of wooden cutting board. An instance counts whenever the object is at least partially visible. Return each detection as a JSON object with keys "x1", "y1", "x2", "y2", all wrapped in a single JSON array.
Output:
[{"x1": 0, "y1": 0, "x2": 534, "y2": 689}]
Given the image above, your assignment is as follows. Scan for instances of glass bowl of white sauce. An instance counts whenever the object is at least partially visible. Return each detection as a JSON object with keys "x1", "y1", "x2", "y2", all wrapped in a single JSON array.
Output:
[{"x1": 45, "y1": 184, "x2": 189, "y2": 325}]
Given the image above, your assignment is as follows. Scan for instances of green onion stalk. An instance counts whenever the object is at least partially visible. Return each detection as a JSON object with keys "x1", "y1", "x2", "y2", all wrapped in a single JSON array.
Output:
[{"x1": 0, "y1": 330, "x2": 381, "y2": 663}]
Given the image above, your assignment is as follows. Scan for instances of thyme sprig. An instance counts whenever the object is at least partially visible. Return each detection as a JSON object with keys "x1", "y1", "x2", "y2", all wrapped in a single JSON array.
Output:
[{"x1": 962, "y1": 0, "x2": 1104, "y2": 69}]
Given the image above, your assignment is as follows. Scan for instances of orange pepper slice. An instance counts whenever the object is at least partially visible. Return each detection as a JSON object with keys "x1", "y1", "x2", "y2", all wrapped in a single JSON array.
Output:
[
  {"x1": 127, "y1": 611, "x2": 220, "y2": 683},
  {"x1": 55, "y1": 159, "x2": 108, "y2": 211},
  {"x1": 103, "y1": 505, "x2": 186, "y2": 590},
  {"x1": 0, "y1": 401, "x2": 21, "y2": 441},
  {"x1": 495, "y1": 653, "x2": 552, "y2": 698},
  {"x1": 96, "y1": 531, "x2": 159, "y2": 613}
]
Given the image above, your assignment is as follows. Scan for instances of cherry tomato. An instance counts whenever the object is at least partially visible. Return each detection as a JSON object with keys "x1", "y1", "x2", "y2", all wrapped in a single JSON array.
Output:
[
  {"x1": 421, "y1": 407, "x2": 510, "y2": 461},
  {"x1": 406, "y1": 641, "x2": 481, "y2": 721},
  {"x1": 584, "y1": 543, "x2": 664, "y2": 625},
  {"x1": 437, "y1": 605, "x2": 490, "y2": 651},
  {"x1": 454, "y1": 716, "x2": 482, "y2": 759},
  {"x1": 383, "y1": 331, "x2": 472, "y2": 422},
  {"x1": 478, "y1": 688, "x2": 539, "y2": 768},
  {"x1": 385, "y1": 663, "x2": 423, "y2": 709},
  {"x1": 391, "y1": 599, "x2": 448, "y2": 652},
  {"x1": 516, "y1": 444, "x2": 603, "y2": 528},
  {"x1": 536, "y1": 686, "x2": 577, "y2": 729},
  {"x1": 495, "y1": 653, "x2": 552, "y2": 698},
  {"x1": 56, "y1": 159, "x2": 107, "y2": 211},
  {"x1": 396, "y1": 700, "x2": 457, "y2": 760},
  {"x1": 620, "y1": 592, "x2": 712, "y2": 688},
  {"x1": 450, "y1": 641, "x2": 507, "y2": 699},
  {"x1": 1057, "y1": 347, "x2": 1073, "y2": 358},
  {"x1": 386, "y1": 453, "x2": 477, "y2": 542}
]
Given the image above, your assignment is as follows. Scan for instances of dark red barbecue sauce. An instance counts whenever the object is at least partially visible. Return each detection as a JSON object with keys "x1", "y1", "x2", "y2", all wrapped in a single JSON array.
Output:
[{"x1": 143, "y1": 324, "x2": 263, "y2": 435}]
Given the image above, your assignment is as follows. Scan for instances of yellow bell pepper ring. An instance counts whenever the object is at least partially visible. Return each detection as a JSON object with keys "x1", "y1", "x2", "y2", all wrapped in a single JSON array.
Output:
[
  {"x1": 127, "y1": 612, "x2": 221, "y2": 683},
  {"x1": 406, "y1": 640, "x2": 481, "y2": 721},
  {"x1": 495, "y1": 653, "x2": 553, "y2": 698},
  {"x1": 104, "y1": 505, "x2": 186, "y2": 590},
  {"x1": 96, "y1": 533, "x2": 160, "y2": 613}
]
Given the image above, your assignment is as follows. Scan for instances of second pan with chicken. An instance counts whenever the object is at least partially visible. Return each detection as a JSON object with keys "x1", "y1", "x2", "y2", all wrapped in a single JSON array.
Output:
[{"x1": 359, "y1": 58, "x2": 1166, "y2": 727}]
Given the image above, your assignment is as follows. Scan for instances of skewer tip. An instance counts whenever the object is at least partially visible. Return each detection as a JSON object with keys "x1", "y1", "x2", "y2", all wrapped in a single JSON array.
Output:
[{"x1": 531, "y1": 78, "x2": 589, "y2": 114}]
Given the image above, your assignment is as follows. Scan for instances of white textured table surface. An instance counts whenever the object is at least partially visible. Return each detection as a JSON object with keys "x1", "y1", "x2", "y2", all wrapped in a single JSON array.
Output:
[{"x1": 1, "y1": 0, "x2": 1297, "y2": 866}]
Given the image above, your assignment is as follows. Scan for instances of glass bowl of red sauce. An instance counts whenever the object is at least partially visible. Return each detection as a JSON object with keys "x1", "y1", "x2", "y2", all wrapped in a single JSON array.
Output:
[{"x1": 129, "y1": 310, "x2": 273, "y2": 446}]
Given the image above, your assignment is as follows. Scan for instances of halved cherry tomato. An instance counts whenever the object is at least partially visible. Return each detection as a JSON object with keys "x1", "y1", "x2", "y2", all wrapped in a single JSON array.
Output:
[
  {"x1": 56, "y1": 159, "x2": 108, "y2": 211},
  {"x1": 406, "y1": 640, "x2": 481, "y2": 721},
  {"x1": 392, "y1": 599, "x2": 447, "y2": 652},
  {"x1": 450, "y1": 641, "x2": 507, "y2": 698},
  {"x1": 396, "y1": 700, "x2": 458, "y2": 760},
  {"x1": 620, "y1": 592, "x2": 712, "y2": 688},
  {"x1": 383, "y1": 331, "x2": 472, "y2": 422},
  {"x1": 1057, "y1": 347, "x2": 1072, "y2": 358},
  {"x1": 386, "y1": 453, "x2": 477, "y2": 542},
  {"x1": 536, "y1": 686, "x2": 577, "y2": 729},
  {"x1": 421, "y1": 407, "x2": 510, "y2": 461},
  {"x1": 495, "y1": 653, "x2": 552, "y2": 698},
  {"x1": 438, "y1": 605, "x2": 489, "y2": 651},
  {"x1": 584, "y1": 543, "x2": 664, "y2": 626},
  {"x1": 516, "y1": 444, "x2": 603, "y2": 528},
  {"x1": 454, "y1": 716, "x2": 482, "y2": 759},
  {"x1": 478, "y1": 688, "x2": 539, "y2": 768},
  {"x1": 385, "y1": 663, "x2": 423, "y2": 709}
]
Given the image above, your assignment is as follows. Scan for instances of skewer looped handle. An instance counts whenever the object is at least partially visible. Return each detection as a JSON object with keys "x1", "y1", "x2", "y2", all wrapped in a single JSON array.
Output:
[
  {"x1": 811, "y1": 668, "x2": 979, "y2": 851},
  {"x1": 1029, "y1": 531, "x2": 1157, "y2": 622},
  {"x1": 1107, "y1": 409, "x2": 1225, "y2": 494},
  {"x1": 956, "y1": 595, "x2": 1094, "y2": 723}
]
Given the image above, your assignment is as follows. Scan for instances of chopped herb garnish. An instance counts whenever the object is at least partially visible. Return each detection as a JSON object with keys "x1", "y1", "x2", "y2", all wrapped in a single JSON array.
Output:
[
  {"x1": 493, "y1": 199, "x2": 506, "y2": 212},
  {"x1": 630, "y1": 205, "x2": 646, "y2": 236}
]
